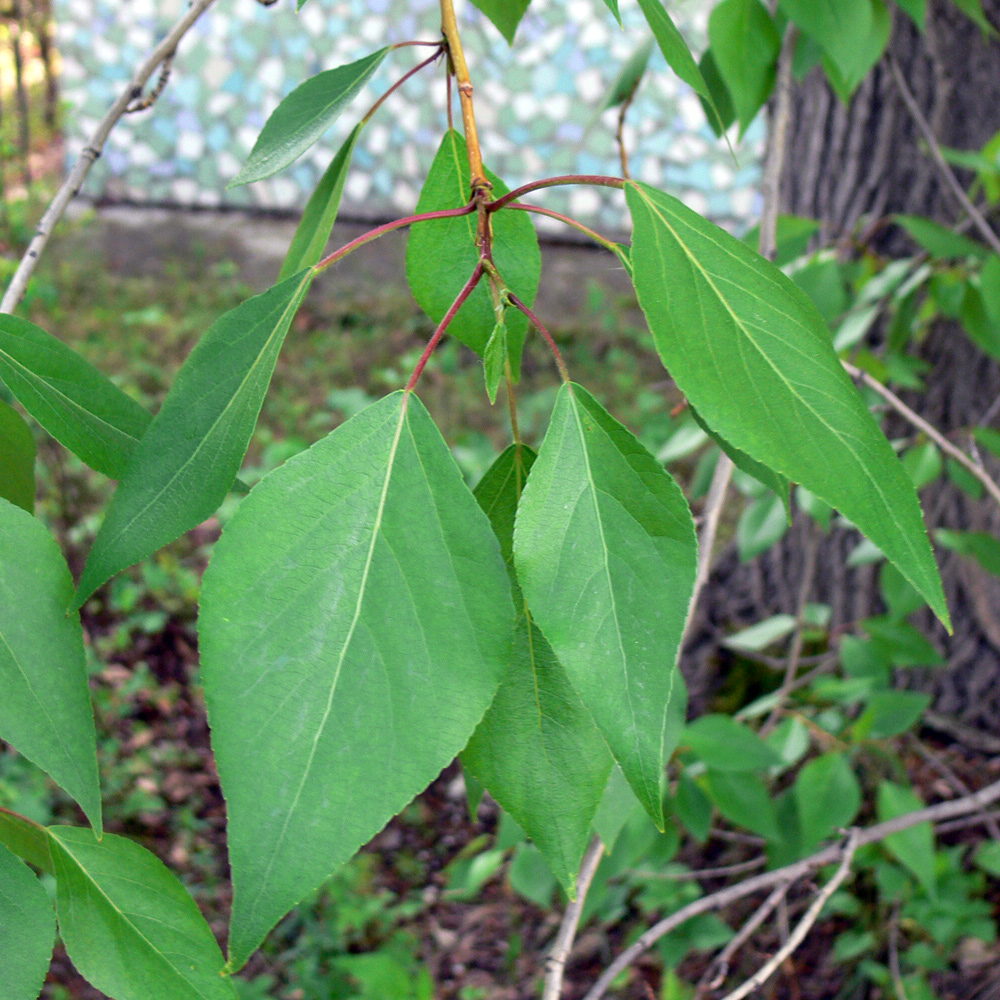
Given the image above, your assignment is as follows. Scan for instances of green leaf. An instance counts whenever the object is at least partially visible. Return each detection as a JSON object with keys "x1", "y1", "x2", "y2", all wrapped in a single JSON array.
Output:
[
  {"x1": 602, "y1": 0, "x2": 622, "y2": 23},
  {"x1": 960, "y1": 284, "x2": 1000, "y2": 361},
  {"x1": 741, "y1": 215, "x2": 820, "y2": 268},
  {"x1": 696, "y1": 50, "x2": 736, "y2": 137},
  {"x1": 200, "y1": 392, "x2": 514, "y2": 970},
  {"x1": 0, "y1": 809, "x2": 52, "y2": 875},
  {"x1": 463, "y1": 445, "x2": 613, "y2": 897},
  {"x1": 230, "y1": 49, "x2": 388, "y2": 186},
  {"x1": 601, "y1": 39, "x2": 656, "y2": 111},
  {"x1": 818, "y1": 0, "x2": 891, "y2": 102},
  {"x1": 406, "y1": 131, "x2": 540, "y2": 367},
  {"x1": 0, "y1": 840, "x2": 54, "y2": 1000},
  {"x1": 895, "y1": 215, "x2": 989, "y2": 260},
  {"x1": 950, "y1": 0, "x2": 998, "y2": 35},
  {"x1": 635, "y1": 0, "x2": 712, "y2": 102},
  {"x1": 76, "y1": 271, "x2": 312, "y2": 605},
  {"x1": 470, "y1": 0, "x2": 531, "y2": 43},
  {"x1": 674, "y1": 771, "x2": 713, "y2": 842},
  {"x1": 935, "y1": 528, "x2": 1000, "y2": 576},
  {"x1": 0, "y1": 315, "x2": 150, "y2": 480},
  {"x1": 0, "y1": 400, "x2": 35, "y2": 512},
  {"x1": 682, "y1": 715, "x2": 781, "y2": 772},
  {"x1": 626, "y1": 180, "x2": 949, "y2": 629},
  {"x1": 901, "y1": 442, "x2": 943, "y2": 491},
  {"x1": 280, "y1": 124, "x2": 361, "y2": 279},
  {"x1": 708, "y1": 0, "x2": 780, "y2": 132},
  {"x1": 0, "y1": 500, "x2": 100, "y2": 835},
  {"x1": 723, "y1": 614, "x2": 797, "y2": 653},
  {"x1": 877, "y1": 782, "x2": 936, "y2": 897},
  {"x1": 704, "y1": 771, "x2": 781, "y2": 840},
  {"x1": 794, "y1": 753, "x2": 861, "y2": 850},
  {"x1": 482, "y1": 320, "x2": 507, "y2": 404},
  {"x1": 779, "y1": 0, "x2": 874, "y2": 83},
  {"x1": 895, "y1": 0, "x2": 926, "y2": 28},
  {"x1": 737, "y1": 492, "x2": 789, "y2": 560},
  {"x1": 973, "y1": 840, "x2": 1000, "y2": 877},
  {"x1": 48, "y1": 827, "x2": 236, "y2": 1000},
  {"x1": 854, "y1": 690, "x2": 931, "y2": 739},
  {"x1": 514, "y1": 383, "x2": 697, "y2": 827}
]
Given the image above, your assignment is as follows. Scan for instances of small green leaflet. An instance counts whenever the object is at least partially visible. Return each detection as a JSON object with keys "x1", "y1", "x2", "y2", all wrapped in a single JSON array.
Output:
[
  {"x1": 406, "y1": 131, "x2": 541, "y2": 369},
  {"x1": 697, "y1": 50, "x2": 736, "y2": 137},
  {"x1": 602, "y1": 0, "x2": 622, "y2": 23},
  {"x1": 682, "y1": 714, "x2": 782, "y2": 773},
  {"x1": 704, "y1": 771, "x2": 781, "y2": 840},
  {"x1": 75, "y1": 270, "x2": 312, "y2": 605},
  {"x1": 0, "y1": 314, "x2": 150, "y2": 480},
  {"x1": 600, "y1": 39, "x2": 655, "y2": 112},
  {"x1": 0, "y1": 841, "x2": 54, "y2": 1000},
  {"x1": 636, "y1": 0, "x2": 710, "y2": 100},
  {"x1": 462, "y1": 445, "x2": 613, "y2": 896},
  {"x1": 936, "y1": 528, "x2": 1000, "y2": 576},
  {"x1": 482, "y1": 320, "x2": 507, "y2": 403},
  {"x1": 470, "y1": 0, "x2": 531, "y2": 43},
  {"x1": 877, "y1": 782, "x2": 936, "y2": 897},
  {"x1": 200, "y1": 392, "x2": 513, "y2": 970},
  {"x1": 793, "y1": 753, "x2": 861, "y2": 850},
  {"x1": 895, "y1": 215, "x2": 989, "y2": 260},
  {"x1": 0, "y1": 500, "x2": 101, "y2": 835},
  {"x1": 280, "y1": 124, "x2": 362, "y2": 278},
  {"x1": 707, "y1": 0, "x2": 780, "y2": 132},
  {"x1": 48, "y1": 828, "x2": 236, "y2": 1000},
  {"x1": 230, "y1": 48, "x2": 388, "y2": 186},
  {"x1": 514, "y1": 383, "x2": 697, "y2": 827},
  {"x1": 0, "y1": 400, "x2": 36, "y2": 512},
  {"x1": 778, "y1": 0, "x2": 874, "y2": 84},
  {"x1": 626, "y1": 181, "x2": 949, "y2": 629},
  {"x1": 895, "y1": 0, "x2": 926, "y2": 28}
]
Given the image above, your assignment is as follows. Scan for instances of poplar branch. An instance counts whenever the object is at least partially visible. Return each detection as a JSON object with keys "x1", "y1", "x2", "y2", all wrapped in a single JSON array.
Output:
[
  {"x1": 440, "y1": 0, "x2": 486, "y2": 190},
  {"x1": 583, "y1": 777, "x2": 1000, "y2": 1000},
  {"x1": 1, "y1": 0, "x2": 221, "y2": 315}
]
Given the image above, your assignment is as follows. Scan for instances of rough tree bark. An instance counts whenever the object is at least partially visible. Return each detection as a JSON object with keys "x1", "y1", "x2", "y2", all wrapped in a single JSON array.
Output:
[{"x1": 685, "y1": 0, "x2": 1000, "y2": 730}]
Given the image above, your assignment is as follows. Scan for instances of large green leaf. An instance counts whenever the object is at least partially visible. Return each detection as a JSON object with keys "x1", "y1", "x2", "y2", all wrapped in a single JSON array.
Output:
[
  {"x1": 778, "y1": 0, "x2": 874, "y2": 82},
  {"x1": 280, "y1": 125, "x2": 362, "y2": 279},
  {"x1": 462, "y1": 445, "x2": 613, "y2": 895},
  {"x1": 0, "y1": 840, "x2": 54, "y2": 1000},
  {"x1": 470, "y1": 0, "x2": 531, "y2": 42},
  {"x1": 707, "y1": 0, "x2": 780, "y2": 132},
  {"x1": 200, "y1": 391, "x2": 514, "y2": 970},
  {"x1": 406, "y1": 131, "x2": 540, "y2": 367},
  {"x1": 230, "y1": 49, "x2": 388, "y2": 186},
  {"x1": 0, "y1": 400, "x2": 36, "y2": 512},
  {"x1": 75, "y1": 271, "x2": 312, "y2": 605},
  {"x1": 513, "y1": 383, "x2": 697, "y2": 826},
  {"x1": 0, "y1": 500, "x2": 101, "y2": 834},
  {"x1": 0, "y1": 315, "x2": 149, "y2": 480},
  {"x1": 48, "y1": 828, "x2": 236, "y2": 1000},
  {"x1": 626, "y1": 181, "x2": 948, "y2": 628}
]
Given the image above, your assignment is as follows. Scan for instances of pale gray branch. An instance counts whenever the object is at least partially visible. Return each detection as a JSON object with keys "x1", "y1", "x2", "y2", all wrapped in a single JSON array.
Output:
[
  {"x1": 583, "y1": 776, "x2": 1000, "y2": 1000},
  {"x1": 1, "y1": 0, "x2": 221, "y2": 314}
]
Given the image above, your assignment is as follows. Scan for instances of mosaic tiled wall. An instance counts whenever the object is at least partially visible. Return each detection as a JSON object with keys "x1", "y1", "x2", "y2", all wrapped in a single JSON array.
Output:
[{"x1": 56, "y1": 0, "x2": 763, "y2": 231}]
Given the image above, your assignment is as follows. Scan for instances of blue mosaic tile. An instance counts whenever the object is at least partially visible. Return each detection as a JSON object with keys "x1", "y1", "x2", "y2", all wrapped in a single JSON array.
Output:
[{"x1": 56, "y1": 0, "x2": 762, "y2": 231}]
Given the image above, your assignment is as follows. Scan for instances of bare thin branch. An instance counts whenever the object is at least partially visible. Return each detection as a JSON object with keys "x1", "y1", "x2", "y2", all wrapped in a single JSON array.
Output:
[
  {"x1": 842, "y1": 360, "x2": 1000, "y2": 510},
  {"x1": 1, "y1": 0, "x2": 221, "y2": 314},
  {"x1": 718, "y1": 830, "x2": 859, "y2": 1000},
  {"x1": 888, "y1": 54, "x2": 1000, "y2": 256},
  {"x1": 698, "y1": 881, "x2": 792, "y2": 995},
  {"x1": 542, "y1": 836, "x2": 605, "y2": 1000},
  {"x1": 582, "y1": 776, "x2": 1000, "y2": 1000}
]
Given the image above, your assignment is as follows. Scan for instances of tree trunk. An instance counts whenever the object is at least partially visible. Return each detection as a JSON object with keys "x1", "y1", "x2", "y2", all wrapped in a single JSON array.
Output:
[{"x1": 685, "y1": 0, "x2": 1000, "y2": 730}]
